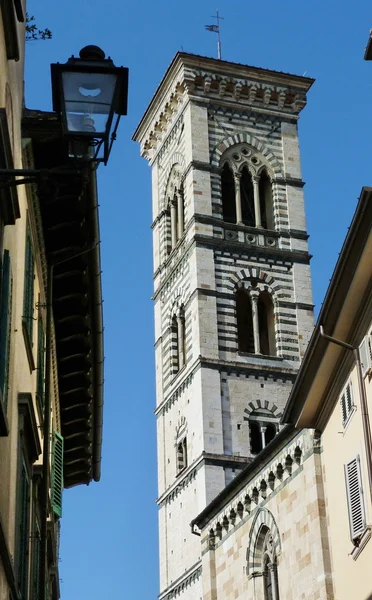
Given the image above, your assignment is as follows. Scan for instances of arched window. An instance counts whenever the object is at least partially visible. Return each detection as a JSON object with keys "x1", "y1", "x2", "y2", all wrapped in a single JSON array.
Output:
[
  {"x1": 236, "y1": 287, "x2": 276, "y2": 356},
  {"x1": 258, "y1": 291, "x2": 276, "y2": 356},
  {"x1": 170, "y1": 306, "x2": 186, "y2": 375},
  {"x1": 221, "y1": 163, "x2": 236, "y2": 223},
  {"x1": 249, "y1": 409, "x2": 278, "y2": 454},
  {"x1": 177, "y1": 437, "x2": 187, "y2": 473},
  {"x1": 171, "y1": 315, "x2": 179, "y2": 372},
  {"x1": 236, "y1": 289, "x2": 254, "y2": 353},
  {"x1": 259, "y1": 169, "x2": 274, "y2": 230},
  {"x1": 240, "y1": 167, "x2": 255, "y2": 227}
]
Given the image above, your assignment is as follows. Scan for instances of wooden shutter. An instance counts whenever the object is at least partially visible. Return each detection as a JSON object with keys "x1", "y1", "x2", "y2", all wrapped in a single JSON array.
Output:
[
  {"x1": 345, "y1": 455, "x2": 365, "y2": 541},
  {"x1": 0, "y1": 250, "x2": 13, "y2": 411},
  {"x1": 23, "y1": 228, "x2": 34, "y2": 342},
  {"x1": 51, "y1": 432, "x2": 64, "y2": 518},
  {"x1": 36, "y1": 319, "x2": 45, "y2": 407}
]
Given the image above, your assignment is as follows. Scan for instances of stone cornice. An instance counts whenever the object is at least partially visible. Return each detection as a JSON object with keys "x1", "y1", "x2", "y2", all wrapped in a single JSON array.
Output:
[
  {"x1": 191, "y1": 428, "x2": 315, "y2": 533},
  {"x1": 133, "y1": 52, "x2": 314, "y2": 162},
  {"x1": 158, "y1": 561, "x2": 202, "y2": 600},
  {"x1": 193, "y1": 233, "x2": 312, "y2": 264},
  {"x1": 157, "y1": 451, "x2": 252, "y2": 507}
]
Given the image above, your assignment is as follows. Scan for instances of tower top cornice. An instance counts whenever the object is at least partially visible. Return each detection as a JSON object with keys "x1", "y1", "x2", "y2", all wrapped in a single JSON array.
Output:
[{"x1": 133, "y1": 52, "x2": 315, "y2": 160}]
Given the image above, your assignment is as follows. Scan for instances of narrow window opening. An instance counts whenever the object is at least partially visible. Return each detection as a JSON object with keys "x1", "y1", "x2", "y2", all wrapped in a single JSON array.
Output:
[
  {"x1": 250, "y1": 421, "x2": 262, "y2": 454},
  {"x1": 177, "y1": 437, "x2": 187, "y2": 473},
  {"x1": 171, "y1": 315, "x2": 179, "y2": 373},
  {"x1": 221, "y1": 163, "x2": 236, "y2": 223},
  {"x1": 236, "y1": 289, "x2": 254, "y2": 353},
  {"x1": 265, "y1": 423, "x2": 276, "y2": 446},
  {"x1": 240, "y1": 167, "x2": 255, "y2": 227},
  {"x1": 258, "y1": 292, "x2": 276, "y2": 356},
  {"x1": 259, "y1": 170, "x2": 274, "y2": 230}
]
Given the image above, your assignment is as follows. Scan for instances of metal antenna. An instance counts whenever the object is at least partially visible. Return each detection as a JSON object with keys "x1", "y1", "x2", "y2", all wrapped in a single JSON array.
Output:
[{"x1": 205, "y1": 9, "x2": 224, "y2": 59}]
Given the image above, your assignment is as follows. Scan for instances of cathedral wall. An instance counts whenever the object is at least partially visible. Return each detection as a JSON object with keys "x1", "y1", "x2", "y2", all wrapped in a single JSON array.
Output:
[{"x1": 200, "y1": 430, "x2": 334, "y2": 600}]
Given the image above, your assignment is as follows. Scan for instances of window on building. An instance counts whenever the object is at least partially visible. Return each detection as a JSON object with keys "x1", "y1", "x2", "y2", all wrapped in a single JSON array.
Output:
[
  {"x1": 221, "y1": 163, "x2": 236, "y2": 224},
  {"x1": 240, "y1": 166, "x2": 255, "y2": 227},
  {"x1": 359, "y1": 332, "x2": 372, "y2": 377},
  {"x1": 0, "y1": 249, "x2": 13, "y2": 419},
  {"x1": 177, "y1": 185, "x2": 185, "y2": 240},
  {"x1": 177, "y1": 437, "x2": 187, "y2": 474},
  {"x1": 259, "y1": 169, "x2": 274, "y2": 230},
  {"x1": 345, "y1": 455, "x2": 366, "y2": 544},
  {"x1": 171, "y1": 307, "x2": 186, "y2": 375},
  {"x1": 236, "y1": 288, "x2": 276, "y2": 356},
  {"x1": 236, "y1": 289, "x2": 254, "y2": 353},
  {"x1": 167, "y1": 188, "x2": 185, "y2": 253},
  {"x1": 23, "y1": 225, "x2": 35, "y2": 344},
  {"x1": 249, "y1": 409, "x2": 278, "y2": 454},
  {"x1": 340, "y1": 380, "x2": 354, "y2": 427},
  {"x1": 258, "y1": 291, "x2": 276, "y2": 356}
]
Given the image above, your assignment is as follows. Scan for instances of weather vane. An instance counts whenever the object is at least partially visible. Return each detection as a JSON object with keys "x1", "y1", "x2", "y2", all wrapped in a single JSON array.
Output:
[{"x1": 205, "y1": 9, "x2": 224, "y2": 60}]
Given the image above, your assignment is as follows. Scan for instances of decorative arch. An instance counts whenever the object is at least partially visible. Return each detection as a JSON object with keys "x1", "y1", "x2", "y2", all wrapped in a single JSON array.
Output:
[
  {"x1": 175, "y1": 416, "x2": 187, "y2": 440},
  {"x1": 243, "y1": 401, "x2": 283, "y2": 421},
  {"x1": 162, "y1": 154, "x2": 186, "y2": 209},
  {"x1": 211, "y1": 133, "x2": 282, "y2": 176},
  {"x1": 168, "y1": 288, "x2": 188, "y2": 328},
  {"x1": 246, "y1": 508, "x2": 281, "y2": 576},
  {"x1": 227, "y1": 267, "x2": 278, "y2": 296}
]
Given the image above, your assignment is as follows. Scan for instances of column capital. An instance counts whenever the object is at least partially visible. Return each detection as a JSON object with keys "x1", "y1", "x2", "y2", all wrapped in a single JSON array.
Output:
[
  {"x1": 233, "y1": 171, "x2": 242, "y2": 181},
  {"x1": 249, "y1": 289, "x2": 260, "y2": 302},
  {"x1": 252, "y1": 174, "x2": 261, "y2": 184}
]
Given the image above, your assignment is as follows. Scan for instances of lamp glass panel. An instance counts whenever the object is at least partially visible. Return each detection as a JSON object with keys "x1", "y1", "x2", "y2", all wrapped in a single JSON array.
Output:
[{"x1": 61, "y1": 71, "x2": 117, "y2": 134}]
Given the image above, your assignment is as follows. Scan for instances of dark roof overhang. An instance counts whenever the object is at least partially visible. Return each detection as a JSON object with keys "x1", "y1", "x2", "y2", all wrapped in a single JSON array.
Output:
[{"x1": 22, "y1": 109, "x2": 104, "y2": 488}]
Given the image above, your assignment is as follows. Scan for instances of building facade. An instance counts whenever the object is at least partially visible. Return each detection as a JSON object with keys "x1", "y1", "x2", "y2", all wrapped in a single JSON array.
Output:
[
  {"x1": 0, "y1": 5, "x2": 104, "y2": 600},
  {"x1": 134, "y1": 53, "x2": 315, "y2": 600}
]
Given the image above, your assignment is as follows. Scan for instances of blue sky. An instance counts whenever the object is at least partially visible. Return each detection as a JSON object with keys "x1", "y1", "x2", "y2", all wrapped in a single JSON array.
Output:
[{"x1": 25, "y1": 1, "x2": 371, "y2": 598}]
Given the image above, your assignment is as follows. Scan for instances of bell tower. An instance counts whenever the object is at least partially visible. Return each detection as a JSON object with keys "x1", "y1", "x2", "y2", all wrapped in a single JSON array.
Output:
[{"x1": 134, "y1": 53, "x2": 314, "y2": 600}]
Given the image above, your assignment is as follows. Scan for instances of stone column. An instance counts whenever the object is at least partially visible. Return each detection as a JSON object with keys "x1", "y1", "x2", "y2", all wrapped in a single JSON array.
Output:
[
  {"x1": 177, "y1": 191, "x2": 184, "y2": 239},
  {"x1": 252, "y1": 175, "x2": 262, "y2": 228},
  {"x1": 260, "y1": 426, "x2": 267, "y2": 450},
  {"x1": 171, "y1": 199, "x2": 177, "y2": 248},
  {"x1": 268, "y1": 563, "x2": 279, "y2": 600},
  {"x1": 250, "y1": 290, "x2": 261, "y2": 354},
  {"x1": 234, "y1": 172, "x2": 243, "y2": 224},
  {"x1": 177, "y1": 313, "x2": 185, "y2": 369}
]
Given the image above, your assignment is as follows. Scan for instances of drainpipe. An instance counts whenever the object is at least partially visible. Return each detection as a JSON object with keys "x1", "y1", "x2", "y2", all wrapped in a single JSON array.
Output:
[
  {"x1": 39, "y1": 261, "x2": 54, "y2": 600},
  {"x1": 319, "y1": 326, "x2": 372, "y2": 504}
]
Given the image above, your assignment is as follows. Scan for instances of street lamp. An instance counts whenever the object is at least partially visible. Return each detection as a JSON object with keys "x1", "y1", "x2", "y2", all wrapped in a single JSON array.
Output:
[{"x1": 51, "y1": 45, "x2": 128, "y2": 164}]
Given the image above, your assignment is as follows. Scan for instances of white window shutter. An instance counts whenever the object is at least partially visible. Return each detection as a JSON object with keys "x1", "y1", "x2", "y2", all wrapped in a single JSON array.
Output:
[
  {"x1": 359, "y1": 338, "x2": 371, "y2": 377},
  {"x1": 345, "y1": 455, "x2": 365, "y2": 541}
]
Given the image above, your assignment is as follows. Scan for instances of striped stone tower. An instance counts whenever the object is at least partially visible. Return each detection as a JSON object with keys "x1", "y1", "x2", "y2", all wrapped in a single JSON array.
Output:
[{"x1": 133, "y1": 53, "x2": 314, "y2": 600}]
